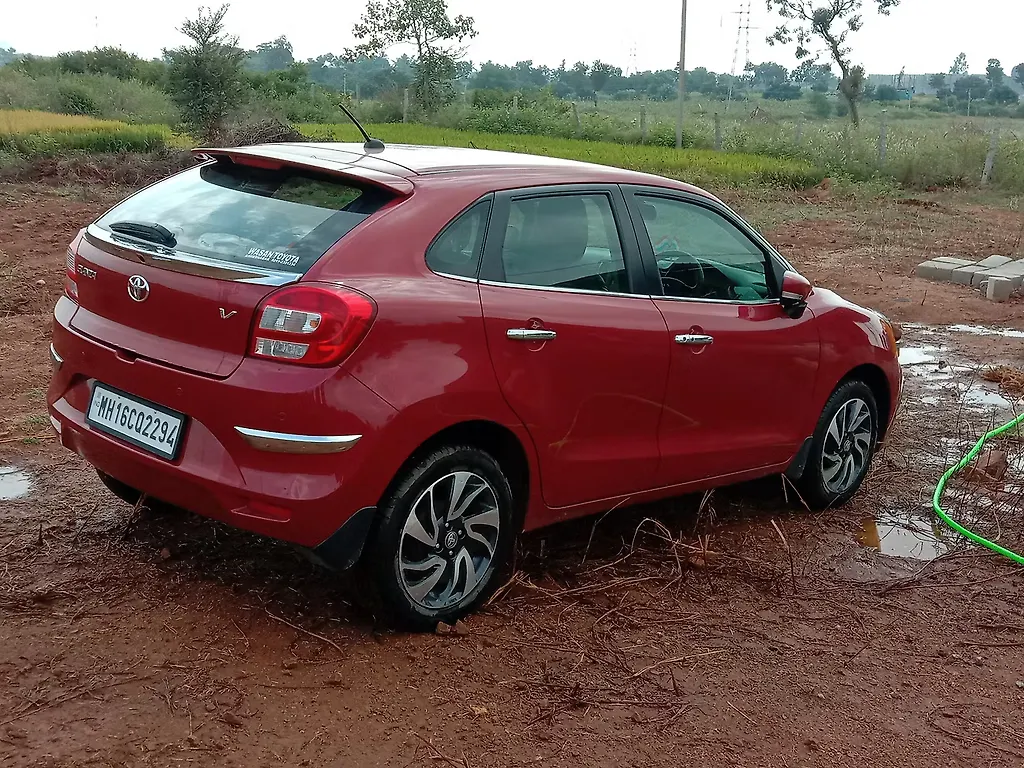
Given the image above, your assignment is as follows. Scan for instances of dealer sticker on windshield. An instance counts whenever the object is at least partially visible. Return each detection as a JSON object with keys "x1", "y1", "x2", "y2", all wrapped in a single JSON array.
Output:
[{"x1": 244, "y1": 247, "x2": 300, "y2": 268}]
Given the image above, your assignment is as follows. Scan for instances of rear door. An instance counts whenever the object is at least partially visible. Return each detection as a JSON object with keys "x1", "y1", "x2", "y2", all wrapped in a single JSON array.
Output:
[
  {"x1": 623, "y1": 188, "x2": 820, "y2": 485},
  {"x1": 478, "y1": 185, "x2": 670, "y2": 509},
  {"x1": 70, "y1": 159, "x2": 397, "y2": 377}
]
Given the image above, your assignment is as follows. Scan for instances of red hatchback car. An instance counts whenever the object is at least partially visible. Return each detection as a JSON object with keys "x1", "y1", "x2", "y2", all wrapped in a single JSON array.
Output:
[{"x1": 48, "y1": 140, "x2": 901, "y2": 627}]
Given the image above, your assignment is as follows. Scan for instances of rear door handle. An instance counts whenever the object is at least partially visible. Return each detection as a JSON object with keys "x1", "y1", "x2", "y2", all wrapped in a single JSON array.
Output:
[
  {"x1": 675, "y1": 334, "x2": 714, "y2": 346},
  {"x1": 507, "y1": 329, "x2": 557, "y2": 341}
]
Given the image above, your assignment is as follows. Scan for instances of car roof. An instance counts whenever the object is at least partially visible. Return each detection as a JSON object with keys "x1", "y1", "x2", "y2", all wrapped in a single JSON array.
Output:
[{"x1": 197, "y1": 142, "x2": 715, "y2": 200}]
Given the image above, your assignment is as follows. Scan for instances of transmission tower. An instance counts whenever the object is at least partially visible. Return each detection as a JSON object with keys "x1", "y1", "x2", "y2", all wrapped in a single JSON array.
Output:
[
  {"x1": 626, "y1": 42, "x2": 638, "y2": 77},
  {"x1": 727, "y1": 1, "x2": 754, "y2": 109}
]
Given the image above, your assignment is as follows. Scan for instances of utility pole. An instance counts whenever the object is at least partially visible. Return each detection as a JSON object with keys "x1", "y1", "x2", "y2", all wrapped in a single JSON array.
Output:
[{"x1": 676, "y1": 0, "x2": 688, "y2": 149}]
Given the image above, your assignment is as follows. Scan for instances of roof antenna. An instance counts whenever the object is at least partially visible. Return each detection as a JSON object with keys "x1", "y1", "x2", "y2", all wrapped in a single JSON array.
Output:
[{"x1": 338, "y1": 102, "x2": 385, "y2": 151}]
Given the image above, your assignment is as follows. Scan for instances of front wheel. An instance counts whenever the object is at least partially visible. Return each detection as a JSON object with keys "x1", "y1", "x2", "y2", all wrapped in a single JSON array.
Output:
[
  {"x1": 363, "y1": 446, "x2": 515, "y2": 629},
  {"x1": 798, "y1": 381, "x2": 879, "y2": 509}
]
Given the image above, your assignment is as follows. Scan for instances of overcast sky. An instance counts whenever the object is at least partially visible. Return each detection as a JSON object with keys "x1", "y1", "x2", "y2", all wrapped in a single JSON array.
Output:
[{"x1": 2, "y1": 0, "x2": 1021, "y2": 76}]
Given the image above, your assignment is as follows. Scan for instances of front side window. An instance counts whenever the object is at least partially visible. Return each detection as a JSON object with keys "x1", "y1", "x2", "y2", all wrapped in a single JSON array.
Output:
[
  {"x1": 426, "y1": 200, "x2": 491, "y2": 278},
  {"x1": 635, "y1": 196, "x2": 772, "y2": 301},
  {"x1": 499, "y1": 194, "x2": 629, "y2": 293}
]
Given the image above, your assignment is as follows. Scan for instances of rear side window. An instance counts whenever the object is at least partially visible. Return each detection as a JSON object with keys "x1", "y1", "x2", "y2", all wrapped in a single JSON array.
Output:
[
  {"x1": 425, "y1": 200, "x2": 491, "y2": 278},
  {"x1": 499, "y1": 194, "x2": 628, "y2": 293},
  {"x1": 95, "y1": 161, "x2": 393, "y2": 274}
]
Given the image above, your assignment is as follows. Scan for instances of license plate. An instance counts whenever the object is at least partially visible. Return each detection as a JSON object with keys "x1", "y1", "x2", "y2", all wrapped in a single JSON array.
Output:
[{"x1": 86, "y1": 383, "x2": 186, "y2": 460}]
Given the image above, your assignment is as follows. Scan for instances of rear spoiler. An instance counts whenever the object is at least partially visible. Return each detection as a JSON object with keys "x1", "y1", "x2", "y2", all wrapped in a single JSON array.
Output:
[{"x1": 193, "y1": 145, "x2": 415, "y2": 196}]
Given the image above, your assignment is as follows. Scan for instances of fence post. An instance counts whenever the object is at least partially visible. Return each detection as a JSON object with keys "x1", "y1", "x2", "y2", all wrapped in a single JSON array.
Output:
[
  {"x1": 981, "y1": 129, "x2": 999, "y2": 185},
  {"x1": 402, "y1": 89, "x2": 410, "y2": 123},
  {"x1": 571, "y1": 102, "x2": 581, "y2": 135},
  {"x1": 512, "y1": 93, "x2": 519, "y2": 112},
  {"x1": 714, "y1": 112, "x2": 723, "y2": 151},
  {"x1": 640, "y1": 103, "x2": 648, "y2": 144},
  {"x1": 794, "y1": 121, "x2": 803, "y2": 145},
  {"x1": 878, "y1": 113, "x2": 888, "y2": 166}
]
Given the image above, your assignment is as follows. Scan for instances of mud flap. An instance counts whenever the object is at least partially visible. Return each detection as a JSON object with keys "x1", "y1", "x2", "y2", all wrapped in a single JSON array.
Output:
[
  {"x1": 311, "y1": 506, "x2": 377, "y2": 570},
  {"x1": 784, "y1": 437, "x2": 813, "y2": 481}
]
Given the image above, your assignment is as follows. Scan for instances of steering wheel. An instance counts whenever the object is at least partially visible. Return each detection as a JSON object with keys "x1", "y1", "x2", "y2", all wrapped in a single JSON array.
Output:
[{"x1": 657, "y1": 250, "x2": 706, "y2": 296}]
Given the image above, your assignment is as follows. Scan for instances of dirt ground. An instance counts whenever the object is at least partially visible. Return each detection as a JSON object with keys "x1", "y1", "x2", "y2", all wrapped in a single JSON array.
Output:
[{"x1": 2, "y1": 182, "x2": 1024, "y2": 767}]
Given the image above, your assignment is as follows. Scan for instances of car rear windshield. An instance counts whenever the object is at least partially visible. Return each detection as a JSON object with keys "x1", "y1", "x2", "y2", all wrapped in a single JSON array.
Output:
[{"x1": 94, "y1": 160, "x2": 394, "y2": 274}]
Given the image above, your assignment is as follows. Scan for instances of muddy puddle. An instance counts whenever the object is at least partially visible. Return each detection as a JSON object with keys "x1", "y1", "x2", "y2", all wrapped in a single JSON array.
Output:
[
  {"x1": 0, "y1": 466, "x2": 32, "y2": 500},
  {"x1": 859, "y1": 509, "x2": 954, "y2": 560}
]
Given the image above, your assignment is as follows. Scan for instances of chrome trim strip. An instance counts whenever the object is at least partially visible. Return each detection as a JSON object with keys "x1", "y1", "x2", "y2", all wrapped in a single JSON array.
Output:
[
  {"x1": 49, "y1": 414, "x2": 62, "y2": 436},
  {"x1": 49, "y1": 343, "x2": 63, "y2": 367},
  {"x1": 478, "y1": 279, "x2": 643, "y2": 300},
  {"x1": 86, "y1": 225, "x2": 301, "y2": 286},
  {"x1": 656, "y1": 295, "x2": 778, "y2": 306},
  {"x1": 234, "y1": 427, "x2": 362, "y2": 454}
]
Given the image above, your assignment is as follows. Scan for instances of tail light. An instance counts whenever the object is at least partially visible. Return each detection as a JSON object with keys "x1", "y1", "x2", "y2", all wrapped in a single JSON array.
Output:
[
  {"x1": 250, "y1": 283, "x2": 376, "y2": 366},
  {"x1": 64, "y1": 247, "x2": 79, "y2": 302}
]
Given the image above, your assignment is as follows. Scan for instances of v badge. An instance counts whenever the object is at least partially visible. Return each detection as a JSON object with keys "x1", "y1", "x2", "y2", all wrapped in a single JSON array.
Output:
[{"x1": 219, "y1": 308, "x2": 238, "y2": 319}]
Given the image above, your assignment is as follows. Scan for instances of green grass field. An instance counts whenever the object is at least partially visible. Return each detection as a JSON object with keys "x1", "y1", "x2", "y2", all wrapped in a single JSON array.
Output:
[
  {"x1": 0, "y1": 110, "x2": 170, "y2": 158},
  {"x1": 299, "y1": 122, "x2": 825, "y2": 189}
]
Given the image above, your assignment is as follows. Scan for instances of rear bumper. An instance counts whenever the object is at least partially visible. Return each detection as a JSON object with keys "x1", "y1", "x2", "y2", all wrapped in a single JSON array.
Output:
[{"x1": 48, "y1": 297, "x2": 397, "y2": 549}]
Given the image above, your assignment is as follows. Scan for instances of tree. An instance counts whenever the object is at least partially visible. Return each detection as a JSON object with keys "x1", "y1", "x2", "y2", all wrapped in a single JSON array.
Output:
[
  {"x1": 927, "y1": 72, "x2": 951, "y2": 99},
  {"x1": 987, "y1": 84, "x2": 1019, "y2": 105},
  {"x1": 875, "y1": 84, "x2": 899, "y2": 101},
  {"x1": 245, "y1": 36, "x2": 294, "y2": 72},
  {"x1": 589, "y1": 61, "x2": 621, "y2": 93},
  {"x1": 792, "y1": 60, "x2": 835, "y2": 91},
  {"x1": 766, "y1": 0, "x2": 900, "y2": 127},
  {"x1": 1013, "y1": 63, "x2": 1024, "y2": 89},
  {"x1": 986, "y1": 58, "x2": 1005, "y2": 86},
  {"x1": 0, "y1": 47, "x2": 16, "y2": 67},
  {"x1": 744, "y1": 61, "x2": 789, "y2": 89},
  {"x1": 949, "y1": 52, "x2": 968, "y2": 76},
  {"x1": 163, "y1": 5, "x2": 246, "y2": 140},
  {"x1": 807, "y1": 90, "x2": 833, "y2": 117},
  {"x1": 953, "y1": 74, "x2": 988, "y2": 102},
  {"x1": 348, "y1": 0, "x2": 476, "y2": 113}
]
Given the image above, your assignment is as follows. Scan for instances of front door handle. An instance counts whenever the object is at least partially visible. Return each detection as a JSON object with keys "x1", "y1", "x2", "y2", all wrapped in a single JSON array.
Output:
[
  {"x1": 507, "y1": 328, "x2": 557, "y2": 341},
  {"x1": 675, "y1": 333, "x2": 714, "y2": 346}
]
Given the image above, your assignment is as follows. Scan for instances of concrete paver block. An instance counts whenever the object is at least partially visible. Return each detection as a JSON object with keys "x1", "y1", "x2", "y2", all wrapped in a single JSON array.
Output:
[
  {"x1": 977, "y1": 255, "x2": 1012, "y2": 269},
  {"x1": 987, "y1": 276, "x2": 1013, "y2": 302},
  {"x1": 998, "y1": 259, "x2": 1024, "y2": 275},
  {"x1": 931, "y1": 257, "x2": 977, "y2": 266},
  {"x1": 975, "y1": 268, "x2": 1024, "y2": 289},
  {"x1": 916, "y1": 260, "x2": 961, "y2": 281},
  {"x1": 951, "y1": 265, "x2": 986, "y2": 284}
]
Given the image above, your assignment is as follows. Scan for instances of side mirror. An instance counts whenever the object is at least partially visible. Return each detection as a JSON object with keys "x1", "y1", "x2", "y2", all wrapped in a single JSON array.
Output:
[{"x1": 780, "y1": 270, "x2": 813, "y2": 319}]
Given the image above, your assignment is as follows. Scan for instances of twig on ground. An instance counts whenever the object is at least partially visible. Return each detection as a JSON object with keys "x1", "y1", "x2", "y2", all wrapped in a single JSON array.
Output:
[
  {"x1": 265, "y1": 610, "x2": 344, "y2": 654},
  {"x1": 0, "y1": 675, "x2": 150, "y2": 727},
  {"x1": 410, "y1": 732, "x2": 470, "y2": 768},
  {"x1": 728, "y1": 700, "x2": 756, "y2": 726},
  {"x1": 626, "y1": 649, "x2": 727, "y2": 680},
  {"x1": 581, "y1": 496, "x2": 633, "y2": 565},
  {"x1": 770, "y1": 519, "x2": 797, "y2": 593}
]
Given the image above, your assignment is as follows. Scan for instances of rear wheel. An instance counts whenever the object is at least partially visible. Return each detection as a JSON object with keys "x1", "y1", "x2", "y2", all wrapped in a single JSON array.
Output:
[
  {"x1": 799, "y1": 381, "x2": 878, "y2": 509},
  {"x1": 364, "y1": 445, "x2": 515, "y2": 629}
]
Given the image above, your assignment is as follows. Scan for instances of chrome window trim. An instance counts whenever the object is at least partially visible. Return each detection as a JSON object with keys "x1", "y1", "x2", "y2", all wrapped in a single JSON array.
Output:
[
  {"x1": 478, "y1": 278, "x2": 779, "y2": 306},
  {"x1": 234, "y1": 427, "x2": 362, "y2": 454},
  {"x1": 478, "y1": 278, "x2": 647, "y2": 301},
  {"x1": 434, "y1": 271, "x2": 479, "y2": 284},
  {"x1": 49, "y1": 343, "x2": 64, "y2": 367},
  {"x1": 654, "y1": 294, "x2": 778, "y2": 307},
  {"x1": 86, "y1": 224, "x2": 301, "y2": 286}
]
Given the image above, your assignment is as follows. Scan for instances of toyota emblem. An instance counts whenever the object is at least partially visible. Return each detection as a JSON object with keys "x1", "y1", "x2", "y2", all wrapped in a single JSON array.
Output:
[{"x1": 127, "y1": 275, "x2": 150, "y2": 302}]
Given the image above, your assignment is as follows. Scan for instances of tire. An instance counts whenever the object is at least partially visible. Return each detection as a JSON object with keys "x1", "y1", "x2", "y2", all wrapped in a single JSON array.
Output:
[
  {"x1": 363, "y1": 445, "x2": 516, "y2": 630},
  {"x1": 798, "y1": 380, "x2": 879, "y2": 509}
]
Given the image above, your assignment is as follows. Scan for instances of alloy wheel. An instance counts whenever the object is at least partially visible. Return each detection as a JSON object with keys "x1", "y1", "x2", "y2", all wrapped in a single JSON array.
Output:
[
  {"x1": 398, "y1": 471, "x2": 501, "y2": 610},
  {"x1": 820, "y1": 397, "x2": 873, "y2": 495}
]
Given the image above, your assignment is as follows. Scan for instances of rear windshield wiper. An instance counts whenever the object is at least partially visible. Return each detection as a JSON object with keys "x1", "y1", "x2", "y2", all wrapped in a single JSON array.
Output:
[{"x1": 108, "y1": 221, "x2": 178, "y2": 249}]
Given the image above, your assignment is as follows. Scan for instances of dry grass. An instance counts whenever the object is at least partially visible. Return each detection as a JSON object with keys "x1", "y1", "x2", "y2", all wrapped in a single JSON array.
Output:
[
  {"x1": 982, "y1": 365, "x2": 1024, "y2": 397},
  {"x1": 0, "y1": 110, "x2": 126, "y2": 133}
]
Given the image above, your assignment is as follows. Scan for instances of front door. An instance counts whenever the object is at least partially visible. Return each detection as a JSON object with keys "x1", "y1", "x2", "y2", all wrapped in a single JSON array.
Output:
[
  {"x1": 478, "y1": 186, "x2": 669, "y2": 509},
  {"x1": 623, "y1": 189, "x2": 820, "y2": 486}
]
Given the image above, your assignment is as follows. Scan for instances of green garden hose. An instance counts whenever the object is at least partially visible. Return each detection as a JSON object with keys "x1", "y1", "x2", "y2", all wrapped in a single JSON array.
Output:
[{"x1": 932, "y1": 412, "x2": 1024, "y2": 565}]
